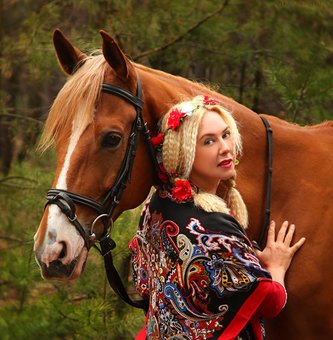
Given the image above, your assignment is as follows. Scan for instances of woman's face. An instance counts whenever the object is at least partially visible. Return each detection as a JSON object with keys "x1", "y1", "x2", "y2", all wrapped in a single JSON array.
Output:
[{"x1": 190, "y1": 111, "x2": 236, "y2": 193}]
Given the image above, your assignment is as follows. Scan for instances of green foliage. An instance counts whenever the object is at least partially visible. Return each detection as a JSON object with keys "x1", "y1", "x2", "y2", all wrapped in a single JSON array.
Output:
[{"x1": 0, "y1": 151, "x2": 144, "y2": 339}]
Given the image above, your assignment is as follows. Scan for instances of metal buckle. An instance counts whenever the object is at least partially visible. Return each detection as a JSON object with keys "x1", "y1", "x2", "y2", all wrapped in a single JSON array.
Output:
[{"x1": 89, "y1": 213, "x2": 109, "y2": 241}]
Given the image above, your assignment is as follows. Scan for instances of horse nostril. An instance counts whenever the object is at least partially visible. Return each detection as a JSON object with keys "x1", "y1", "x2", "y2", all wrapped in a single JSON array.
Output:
[{"x1": 59, "y1": 242, "x2": 67, "y2": 259}]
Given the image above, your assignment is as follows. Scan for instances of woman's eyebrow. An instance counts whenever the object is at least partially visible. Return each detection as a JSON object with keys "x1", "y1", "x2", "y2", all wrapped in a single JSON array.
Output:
[{"x1": 199, "y1": 126, "x2": 230, "y2": 140}]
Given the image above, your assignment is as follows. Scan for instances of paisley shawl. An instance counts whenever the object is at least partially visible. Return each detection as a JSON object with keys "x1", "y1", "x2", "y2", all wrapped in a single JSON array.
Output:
[{"x1": 129, "y1": 191, "x2": 286, "y2": 339}]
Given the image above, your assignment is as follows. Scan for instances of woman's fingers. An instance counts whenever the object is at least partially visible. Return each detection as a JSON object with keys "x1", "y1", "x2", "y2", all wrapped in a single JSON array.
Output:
[
  {"x1": 258, "y1": 220, "x2": 306, "y2": 273},
  {"x1": 266, "y1": 220, "x2": 276, "y2": 245},
  {"x1": 276, "y1": 221, "x2": 289, "y2": 243},
  {"x1": 283, "y1": 223, "x2": 295, "y2": 246},
  {"x1": 290, "y1": 237, "x2": 306, "y2": 254}
]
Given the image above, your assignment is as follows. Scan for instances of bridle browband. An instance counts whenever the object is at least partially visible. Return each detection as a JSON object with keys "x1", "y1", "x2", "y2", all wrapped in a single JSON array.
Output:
[{"x1": 44, "y1": 73, "x2": 273, "y2": 311}]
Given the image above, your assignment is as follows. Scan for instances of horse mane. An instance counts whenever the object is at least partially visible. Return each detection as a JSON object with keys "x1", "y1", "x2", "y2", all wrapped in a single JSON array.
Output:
[
  {"x1": 305, "y1": 120, "x2": 333, "y2": 130},
  {"x1": 260, "y1": 113, "x2": 333, "y2": 132},
  {"x1": 39, "y1": 54, "x2": 108, "y2": 151},
  {"x1": 135, "y1": 63, "x2": 240, "y2": 117},
  {"x1": 136, "y1": 63, "x2": 218, "y2": 94}
]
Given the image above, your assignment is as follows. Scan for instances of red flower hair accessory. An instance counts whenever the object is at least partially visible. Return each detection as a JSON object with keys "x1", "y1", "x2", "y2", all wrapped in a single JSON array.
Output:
[
  {"x1": 151, "y1": 132, "x2": 164, "y2": 148},
  {"x1": 171, "y1": 179, "x2": 192, "y2": 201},
  {"x1": 167, "y1": 108, "x2": 186, "y2": 130},
  {"x1": 157, "y1": 163, "x2": 168, "y2": 183},
  {"x1": 203, "y1": 95, "x2": 220, "y2": 105}
]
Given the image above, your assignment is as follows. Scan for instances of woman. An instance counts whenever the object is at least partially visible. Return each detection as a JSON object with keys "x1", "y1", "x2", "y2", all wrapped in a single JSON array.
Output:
[{"x1": 129, "y1": 95, "x2": 305, "y2": 339}]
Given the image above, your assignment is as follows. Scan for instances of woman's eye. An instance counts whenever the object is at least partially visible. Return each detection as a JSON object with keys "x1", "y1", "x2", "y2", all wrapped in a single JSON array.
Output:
[
  {"x1": 101, "y1": 132, "x2": 122, "y2": 149},
  {"x1": 204, "y1": 139, "x2": 214, "y2": 145},
  {"x1": 223, "y1": 131, "x2": 231, "y2": 139}
]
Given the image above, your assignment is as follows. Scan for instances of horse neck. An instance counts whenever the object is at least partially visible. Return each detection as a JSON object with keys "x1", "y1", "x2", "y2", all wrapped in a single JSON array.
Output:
[{"x1": 137, "y1": 65, "x2": 268, "y2": 240}]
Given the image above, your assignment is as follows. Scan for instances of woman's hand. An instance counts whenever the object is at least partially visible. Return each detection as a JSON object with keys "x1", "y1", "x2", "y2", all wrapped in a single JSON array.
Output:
[{"x1": 255, "y1": 221, "x2": 306, "y2": 286}]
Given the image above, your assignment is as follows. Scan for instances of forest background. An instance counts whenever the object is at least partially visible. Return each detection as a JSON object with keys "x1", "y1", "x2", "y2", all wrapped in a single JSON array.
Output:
[{"x1": 1, "y1": 0, "x2": 333, "y2": 339}]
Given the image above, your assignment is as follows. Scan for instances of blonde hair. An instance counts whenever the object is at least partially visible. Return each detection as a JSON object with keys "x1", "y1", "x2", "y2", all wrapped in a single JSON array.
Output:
[
  {"x1": 160, "y1": 95, "x2": 248, "y2": 227},
  {"x1": 38, "y1": 55, "x2": 108, "y2": 151}
]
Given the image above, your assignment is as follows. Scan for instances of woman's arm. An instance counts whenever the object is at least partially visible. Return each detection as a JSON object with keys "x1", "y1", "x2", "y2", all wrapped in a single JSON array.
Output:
[{"x1": 256, "y1": 220, "x2": 306, "y2": 289}]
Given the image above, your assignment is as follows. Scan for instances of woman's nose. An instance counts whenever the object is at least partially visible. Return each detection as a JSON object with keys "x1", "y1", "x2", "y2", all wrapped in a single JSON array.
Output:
[{"x1": 218, "y1": 138, "x2": 231, "y2": 154}]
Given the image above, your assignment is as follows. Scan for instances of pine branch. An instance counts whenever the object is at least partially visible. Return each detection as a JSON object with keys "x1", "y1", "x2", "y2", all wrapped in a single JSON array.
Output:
[
  {"x1": 0, "y1": 112, "x2": 43, "y2": 125},
  {"x1": 0, "y1": 235, "x2": 25, "y2": 244},
  {"x1": 0, "y1": 236, "x2": 26, "y2": 251},
  {"x1": 133, "y1": 0, "x2": 230, "y2": 61},
  {"x1": 292, "y1": 72, "x2": 312, "y2": 123},
  {"x1": 0, "y1": 176, "x2": 38, "y2": 189}
]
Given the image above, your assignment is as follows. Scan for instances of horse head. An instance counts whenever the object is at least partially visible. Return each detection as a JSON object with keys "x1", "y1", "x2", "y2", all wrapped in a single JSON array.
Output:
[{"x1": 34, "y1": 30, "x2": 154, "y2": 280}]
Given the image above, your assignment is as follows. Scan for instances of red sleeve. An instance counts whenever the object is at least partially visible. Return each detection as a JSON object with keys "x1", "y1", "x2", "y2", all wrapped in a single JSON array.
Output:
[
  {"x1": 135, "y1": 324, "x2": 147, "y2": 340},
  {"x1": 219, "y1": 280, "x2": 287, "y2": 339},
  {"x1": 255, "y1": 281, "x2": 287, "y2": 318}
]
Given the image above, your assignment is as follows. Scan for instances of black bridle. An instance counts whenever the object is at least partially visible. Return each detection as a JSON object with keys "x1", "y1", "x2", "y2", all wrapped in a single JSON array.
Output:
[
  {"x1": 45, "y1": 74, "x2": 157, "y2": 311},
  {"x1": 44, "y1": 73, "x2": 273, "y2": 311}
]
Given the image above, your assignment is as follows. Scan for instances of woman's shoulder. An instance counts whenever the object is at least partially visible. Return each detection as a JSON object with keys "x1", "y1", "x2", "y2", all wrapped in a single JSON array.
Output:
[{"x1": 148, "y1": 189, "x2": 247, "y2": 239}]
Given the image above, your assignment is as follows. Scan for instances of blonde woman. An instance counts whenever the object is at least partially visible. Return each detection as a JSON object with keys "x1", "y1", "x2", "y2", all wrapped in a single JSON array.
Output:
[{"x1": 129, "y1": 96, "x2": 305, "y2": 340}]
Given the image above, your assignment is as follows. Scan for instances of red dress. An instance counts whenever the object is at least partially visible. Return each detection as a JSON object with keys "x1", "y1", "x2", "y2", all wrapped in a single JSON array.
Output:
[{"x1": 129, "y1": 191, "x2": 286, "y2": 339}]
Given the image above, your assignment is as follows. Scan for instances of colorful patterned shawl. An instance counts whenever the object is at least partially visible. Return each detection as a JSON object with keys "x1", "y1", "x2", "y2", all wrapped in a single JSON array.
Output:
[{"x1": 129, "y1": 190, "x2": 286, "y2": 339}]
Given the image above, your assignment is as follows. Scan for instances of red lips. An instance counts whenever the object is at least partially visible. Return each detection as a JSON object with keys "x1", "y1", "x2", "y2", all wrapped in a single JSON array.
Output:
[{"x1": 218, "y1": 158, "x2": 233, "y2": 167}]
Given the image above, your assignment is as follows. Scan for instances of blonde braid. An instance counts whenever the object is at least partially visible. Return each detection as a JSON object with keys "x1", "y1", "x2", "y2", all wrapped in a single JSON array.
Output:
[
  {"x1": 162, "y1": 129, "x2": 182, "y2": 176},
  {"x1": 193, "y1": 191, "x2": 230, "y2": 214},
  {"x1": 179, "y1": 109, "x2": 205, "y2": 177},
  {"x1": 225, "y1": 179, "x2": 248, "y2": 228},
  {"x1": 162, "y1": 104, "x2": 206, "y2": 179}
]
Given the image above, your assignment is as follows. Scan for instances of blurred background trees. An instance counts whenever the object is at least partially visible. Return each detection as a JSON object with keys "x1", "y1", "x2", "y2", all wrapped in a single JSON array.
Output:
[
  {"x1": 1, "y1": 0, "x2": 333, "y2": 338},
  {"x1": 1, "y1": 0, "x2": 333, "y2": 175}
]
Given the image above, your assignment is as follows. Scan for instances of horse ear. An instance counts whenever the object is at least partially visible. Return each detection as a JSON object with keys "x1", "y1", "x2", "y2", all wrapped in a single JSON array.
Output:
[
  {"x1": 53, "y1": 29, "x2": 87, "y2": 75},
  {"x1": 100, "y1": 30, "x2": 132, "y2": 80}
]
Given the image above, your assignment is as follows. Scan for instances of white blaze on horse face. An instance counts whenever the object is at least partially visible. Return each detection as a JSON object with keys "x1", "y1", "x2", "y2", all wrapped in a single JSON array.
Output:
[
  {"x1": 42, "y1": 117, "x2": 87, "y2": 267},
  {"x1": 56, "y1": 117, "x2": 83, "y2": 190}
]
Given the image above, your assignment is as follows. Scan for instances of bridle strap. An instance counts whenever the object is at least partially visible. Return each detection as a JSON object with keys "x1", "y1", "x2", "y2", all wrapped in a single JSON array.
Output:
[
  {"x1": 101, "y1": 114, "x2": 142, "y2": 214},
  {"x1": 102, "y1": 251, "x2": 149, "y2": 311},
  {"x1": 258, "y1": 115, "x2": 273, "y2": 249},
  {"x1": 101, "y1": 83, "x2": 144, "y2": 109},
  {"x1": 46, "y1": 191, "x2": 91, "y2": 249},
  {"x1": 45, "y1": 73, "x2": 152, "y2": 311},
  {"x1": 47, "y1": 189, "x2": 105, "y2": 215},
  {"x1": 100, "y1": 75, "x2": 159, "y2": 216}
]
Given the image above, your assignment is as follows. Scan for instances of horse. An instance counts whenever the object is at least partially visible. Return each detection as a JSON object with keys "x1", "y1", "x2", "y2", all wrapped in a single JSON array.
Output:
[{"x1": 33, "y1": 29, "x2": 333, "y2": 339}]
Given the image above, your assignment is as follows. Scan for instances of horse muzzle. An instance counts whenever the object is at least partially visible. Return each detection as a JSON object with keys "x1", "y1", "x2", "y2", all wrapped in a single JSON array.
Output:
[
  {"x1": 38, "y1": 258, "x2": 78, "y2": 279},
  {"x1": 35, "y1": 248, "x2": 87, "y2": 280}
]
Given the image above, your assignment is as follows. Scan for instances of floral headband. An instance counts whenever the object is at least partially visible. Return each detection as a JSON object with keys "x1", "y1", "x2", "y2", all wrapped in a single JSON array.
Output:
[{"x1": 151, "y1": 95, "x2": 222, "y2": 202}]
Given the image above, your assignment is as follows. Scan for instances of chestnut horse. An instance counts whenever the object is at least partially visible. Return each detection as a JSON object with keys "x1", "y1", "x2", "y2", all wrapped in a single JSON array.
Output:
[{"x1": 34, "y1": 30, "x2": 333, "y2": 339}]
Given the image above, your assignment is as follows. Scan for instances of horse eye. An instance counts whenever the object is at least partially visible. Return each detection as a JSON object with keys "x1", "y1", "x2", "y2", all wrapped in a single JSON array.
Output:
[{"x1": 101, "y1": 132, "x2": 122, "y2": 149}]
